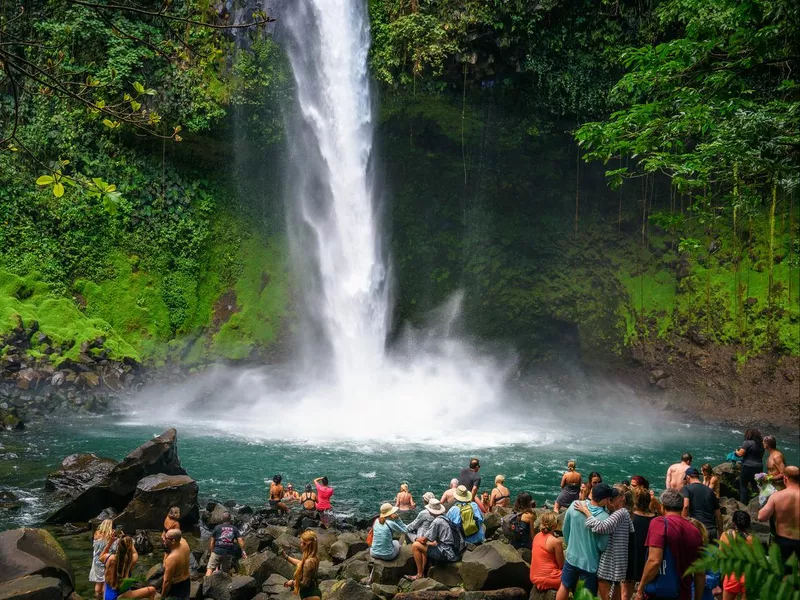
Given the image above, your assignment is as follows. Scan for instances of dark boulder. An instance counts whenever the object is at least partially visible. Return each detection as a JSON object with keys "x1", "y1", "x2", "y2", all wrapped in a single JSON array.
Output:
[
  {"x1": 114, "y1": 474, "x2": 199, "y2": 532},
  {"x1": 330, "y1": 532, "x2": 368, "y2": 564},
  {"x1": 325, "y1": 579, "x2": 378, "y2": 600},
  {"x1": 229, "y1": 576, "x2": 257, "y2": 600},
  {"x1": 45, "y1": 454, "x2": 116, "y2": 499},
  {"x1": 0, "y1": 529, "x2": 74, "y2": 591},
  {"x1": 201, "y1": 572, "x2": 232, "y2": 600},
  {"x1": 458, "y1": 541, "x2": 531, "y2": 591},
  {"x1": 47, "y1": 429, "x2": 187, "y2": 524},
  {"x1": 0, "y1": 576, "x2": 65, "y2": 600},
  {"x1": 371, "y1": 545, "x2": 416, "y2": 585}
]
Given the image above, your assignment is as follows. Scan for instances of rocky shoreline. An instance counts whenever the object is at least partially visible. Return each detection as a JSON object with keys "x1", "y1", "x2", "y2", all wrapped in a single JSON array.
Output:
[{"x1": 0, "y1": 429, "x2": 767, "y2": 600}]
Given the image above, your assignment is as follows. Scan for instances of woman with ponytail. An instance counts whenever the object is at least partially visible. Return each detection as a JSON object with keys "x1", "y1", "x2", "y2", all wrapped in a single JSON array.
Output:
[
  {"x1": 281, "y1": 530, "x2": 321, "y2": 599},
  {"x1": 100, "y1": 536, "x2": 156, "y2": 600}
]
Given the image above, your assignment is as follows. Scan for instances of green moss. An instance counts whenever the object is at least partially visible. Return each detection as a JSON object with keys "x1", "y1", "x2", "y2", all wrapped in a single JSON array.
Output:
[{"x1": 0, "y1": 269, "x2": 140, "y2": 363}]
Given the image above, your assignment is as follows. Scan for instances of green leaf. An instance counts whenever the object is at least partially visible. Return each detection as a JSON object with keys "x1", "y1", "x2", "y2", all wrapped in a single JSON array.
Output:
[
  {"x1": 36, "y1": 175, "x2": 54, "y2": 185},
  {"x1": 53, "y1": 182, "x2": 64, "y2": 198},
  {"x1": 133, "y1": 81, "x2": 145, "y2": 94}
]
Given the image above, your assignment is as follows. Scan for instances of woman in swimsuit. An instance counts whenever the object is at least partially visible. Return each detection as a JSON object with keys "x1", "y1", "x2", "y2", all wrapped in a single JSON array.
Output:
[
  {"x1": 395, "y1": 483, "x2": 416, "y2": 511},
  {"x1": 282, "y1": 530, "x2": 321, "y2": 600},
  {"x1": 283, "y1": 484, "x2": 300, "y2": 503},
  {"x1": 101, "y1": 536, "x2": 156, "y2": 600},
  {"x1": 701, "y1": 463, "x2": 721, "y2": 498},
  {"x1": 554, "y1": 461, "x2": 582, "y2": 512},
  {"x1": 269, "y1": 475, "x2": 289, "y2": 514},
  {"x1": 490, "y1": 474, "x2": 511, "y2": 509},
  {"x1": 161, "y1": 507, "x2": 180, "y2": 546},
  {"x1": 299, "y1": 484, "x2": 318, "y2": 513}
]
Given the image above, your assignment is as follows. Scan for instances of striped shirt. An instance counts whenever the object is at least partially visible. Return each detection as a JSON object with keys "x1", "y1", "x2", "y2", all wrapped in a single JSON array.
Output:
[{"x1": 585, "y1": 508, "x2": 634, "y2": 581}]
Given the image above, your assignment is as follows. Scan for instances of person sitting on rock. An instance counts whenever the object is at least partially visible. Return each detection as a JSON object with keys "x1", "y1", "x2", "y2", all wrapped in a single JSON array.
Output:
[
  {"x1": 281, "y1": 530, "x2": 321, "y2": 600},
  {"x1": 510, "y1": 492, "x2": 536, "y2": 549},
  {"x1": 476, "y1": 491, "x2": 492, "y2": 514},
  {"x1": 531, "y1": 512, "x2": 565, "y2": 592},
  {"x1": 395, "y1": 482, "x2": 416, "y2": 511},
  {"x1": 269, "y1": 474, "x2": 289, "y2": 514},
  {"x1": 446, "y1": 485, "x2": 485, "y2": 545},
  {"x1": 409, "y1": 511, "x2": 463, "y2": 580},
  {"x1": 370, "y1": 503, "x2": 409, "y2": 561},
  {"x1": 162, "y1": 529, "x2": 191, "y2": 600},
  {"x1": 161, "y1": 506, "x2": 180, "y2": 547},
  {"x1": 440, "y1": 478, "x2": 459, "y2": 508},
  {"x1": 554, "y1": 461, "x2": 582, "y2": 513},
  {"x1": 299, "y1": 484, "x2": 318, "y2": 513},
  {"x1": 406, "y1": 493, "x2": 439, "y2": 541},
  {"x1": 283, "y1": 483, "x2": 301, "y2": 503},
  {"x1": 490, "y1": 474, "x2": 511, "y2": 509},
  {"x1": 205, "y1": 512, "x2": 247, "y2": 577},
  {"x1": 100, "y1": 535, "x2": 157, "y2": 600}
]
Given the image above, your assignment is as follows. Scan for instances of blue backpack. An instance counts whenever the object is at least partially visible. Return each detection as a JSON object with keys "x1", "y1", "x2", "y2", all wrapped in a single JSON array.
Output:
[{"x1": 644, "y1": 517, "x2": 680, "y2": 598}]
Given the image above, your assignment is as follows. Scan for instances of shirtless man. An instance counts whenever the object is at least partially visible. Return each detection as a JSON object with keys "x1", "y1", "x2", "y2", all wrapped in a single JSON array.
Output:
[
  {"x1": 665, "y1": 452, "x2": 692, "y2": 491},
  {"x1": 440, "y1": 479, "x2": 459, "y2": 507},
  {"x1": 162, "y1": 529, "x2": 191, "y2": 600},
  {"x1": 763, "y1": 436, "x2": 786, "y2": 486},
  {"x1": 758, "y1": 465, "x2": 800, "y2": 570}
]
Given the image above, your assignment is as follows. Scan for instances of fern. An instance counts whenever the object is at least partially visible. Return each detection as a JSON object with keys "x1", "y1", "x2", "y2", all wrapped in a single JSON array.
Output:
[{"x1": 689, "y1": 535, "x2": 800, "y2": 600}]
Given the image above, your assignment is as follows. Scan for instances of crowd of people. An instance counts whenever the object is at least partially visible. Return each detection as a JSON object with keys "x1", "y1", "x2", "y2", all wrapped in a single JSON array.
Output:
[{"x1": 87, "y1": 431, "x2": 797, "y2": 600}]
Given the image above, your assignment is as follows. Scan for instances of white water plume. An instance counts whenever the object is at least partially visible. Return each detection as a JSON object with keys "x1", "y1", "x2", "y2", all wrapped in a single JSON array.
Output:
[{"x1": 127, "y1": 0, "x2": 520, "y2": 443}]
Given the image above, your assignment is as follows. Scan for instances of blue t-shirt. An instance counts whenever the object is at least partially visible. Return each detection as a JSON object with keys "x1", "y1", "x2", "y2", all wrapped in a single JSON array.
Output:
[
  {"x1": 370, "y1": 518, "x2": 407, "y2": 557},
  {"x1": 446, "y1": 501, "x2": 485, "y2": 544}
]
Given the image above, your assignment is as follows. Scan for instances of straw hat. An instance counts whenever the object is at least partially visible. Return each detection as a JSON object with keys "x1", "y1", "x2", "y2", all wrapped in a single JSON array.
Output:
[
  {"x1": 454, "y1": 485, "x2": 473, "y2": 503},
  {"x1": 422, "y1": 492, "x2": 435, "y2": 505},
  {"x1": 427, "y1": 498, "x2": 446, "y2": 516},
  {"x1": 379, "y1": 503, "x2": 399, "y2": 519}
]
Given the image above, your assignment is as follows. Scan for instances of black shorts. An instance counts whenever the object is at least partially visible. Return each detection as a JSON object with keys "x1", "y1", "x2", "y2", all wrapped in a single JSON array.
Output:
[
  {"x1": 775, "y1": 534, "x2": 800, "y2": 571},
  {"x1": 166, "y1": 578, "x2": 190, "y2": 600}
]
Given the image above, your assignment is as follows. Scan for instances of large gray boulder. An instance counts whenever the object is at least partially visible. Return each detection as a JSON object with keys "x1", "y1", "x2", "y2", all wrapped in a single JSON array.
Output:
[
  {"x1": 529, "y1": 589, "x2": 557, "y2": 600},
  {"x1": 371, "y1": 545, "x2": 417, "y2": 585},
  {"x1": 713, "y1": 462, "x2": 740, "y2": 499},
  {"x1": 325, "y1": 579, "x2": 378, "y2": 600},
  {"x1": 47, "y1": 428, "x2": 187, "y2": 523},
  {"x1": 330, "y1": 532, "x2": 368, "y2": 564},
  {"x1": 45, "y1": 454, "x2": 116, "y2": 499},
  {"x1": 0, "y1": 529, "x2": 74, "y2": 591},
  {"x1": 458, "y1": 541, "x2": 531, "y2": 591},
  {"x1": 241, "y1": 550, "x2": 294, "y2": 585},
  {"x1": 114, "y1": 474, "x2": 199, "y2": 532}
]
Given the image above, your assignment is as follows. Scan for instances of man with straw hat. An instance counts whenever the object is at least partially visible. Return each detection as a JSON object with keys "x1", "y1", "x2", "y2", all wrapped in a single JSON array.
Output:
[
  {"x1": 408, "y1": 499, "x2": 459, "y2": 580},
  {"x1": 446, "y1": 485, "x2": 485, "y2": 544},
  {"x1": 406, "y1": 492, "x2": 439, "y2": 542},
  {"x1": 370, "y1": 503, "x2": 409, "y2": 561}
]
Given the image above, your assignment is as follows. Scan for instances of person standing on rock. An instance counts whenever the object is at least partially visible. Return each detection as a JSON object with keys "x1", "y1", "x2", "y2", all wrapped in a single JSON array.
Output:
[
  {"x1": 734, "y1": 429, "x2": 764, "y2": 504},
  {"x1": 89, "y1": 519, "x2": 115, "y2": 600},
  {"x1": 490, "y1": 474, "x2": 512, "y2": 509},
  {"x1": 666, "y1": 453, "x2": 693, "y2": 491},
  {"x1": 446, "y1": 485, "x2": 485, "y2": 544},
  {"x1": 681, "y1": 467, "x2": 722, "y2": 541},
  {"x1": 313, "y1": 476, "x2": 334, "y2": 528},
  {"x1": 763, "y1": 436, "x2": 786, "y2": 487},
  {"x1": 205, "y1": 512, "x2": 247, "y2": 577},
  {"x1": 299, "y1": 484, "x2": 317, "y2": 512},
  {"x1": 458, "y1": 458, "x2": 482, "y2": 499},
  {"x1": 281, "y1": 530, "x2": 321, "y2": 600},
  {"x1": 557, "y1": 483, "x2": 615, "y2": 600},
  {"x1": 581, "y1": 472, "x2": 604, "y2": 501},
  {"x1": 162, "y1": 529, "x2": 191, "y2": 600},
  {"x1": 758, "y1": 465, "x2": 800, "y2": 571},
  {"x1": 635, "y1": 489, "x2": 704, "y2": 600},
  {"x1": 555, "y1": 461, "x2": 582, "y2": 512},
  {"x1": 161, "y1": 507, "x2": 181, "y2": 547}
]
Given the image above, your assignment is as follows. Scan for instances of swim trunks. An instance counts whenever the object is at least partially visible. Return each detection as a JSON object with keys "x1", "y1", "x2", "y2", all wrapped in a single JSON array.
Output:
[
  {"x1": 166, "y1": 578, "x2": 191, "y2": 600},
  {"x1": 775, "y1": 534, "x2": 800, "y2": 571}
]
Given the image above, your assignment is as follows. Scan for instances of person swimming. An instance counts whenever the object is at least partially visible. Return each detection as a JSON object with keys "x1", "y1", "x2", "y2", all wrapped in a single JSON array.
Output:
[
  {"x1": 395, "y1": 483, "x2": 416, "y2": 511},
  {"x1": 554, "y1": 460, "x2": 582, "y2": 512}
]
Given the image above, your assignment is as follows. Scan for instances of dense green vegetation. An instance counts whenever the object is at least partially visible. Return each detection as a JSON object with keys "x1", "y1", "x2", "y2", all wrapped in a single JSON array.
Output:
[{"x1": 0, "y1": 0, "x2": 797, "y2": 371}]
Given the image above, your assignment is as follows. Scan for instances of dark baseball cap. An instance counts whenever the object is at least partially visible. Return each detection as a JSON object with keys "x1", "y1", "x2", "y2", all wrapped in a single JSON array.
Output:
[
  {"x1": 685, "y1": 467, "x2": 700, "y2": 478},
  {"x1": 592, "y1": 483, "x2": 620, "y2": 501}
]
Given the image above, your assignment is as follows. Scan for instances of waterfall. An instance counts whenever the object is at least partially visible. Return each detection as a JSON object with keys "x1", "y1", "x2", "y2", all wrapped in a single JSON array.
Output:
[{"x1": 282, "y1": 0, "x2": 388, "y2": 387}]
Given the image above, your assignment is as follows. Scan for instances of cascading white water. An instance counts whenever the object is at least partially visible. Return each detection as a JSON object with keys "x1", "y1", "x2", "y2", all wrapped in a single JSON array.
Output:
[
  {"x1": 282, "y1": 0, "x2": 388, "y2": 386},
  {"x1": 128, "y1": 0, "x2": 527, "y2": 444}
]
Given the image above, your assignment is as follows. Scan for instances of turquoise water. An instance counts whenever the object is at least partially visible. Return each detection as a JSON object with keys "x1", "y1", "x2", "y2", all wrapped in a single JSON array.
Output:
[{"x1": 2, "y1": 413, "x2": 797, "y2": 531}]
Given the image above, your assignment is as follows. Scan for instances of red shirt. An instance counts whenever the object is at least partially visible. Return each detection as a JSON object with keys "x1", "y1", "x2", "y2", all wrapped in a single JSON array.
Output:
[
  {"x1": 315, "y1": 482, "x2": 334, "y2": 510},
  {"x1": 644, "y1": 514, "x2": 703, "y2": 600}
]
